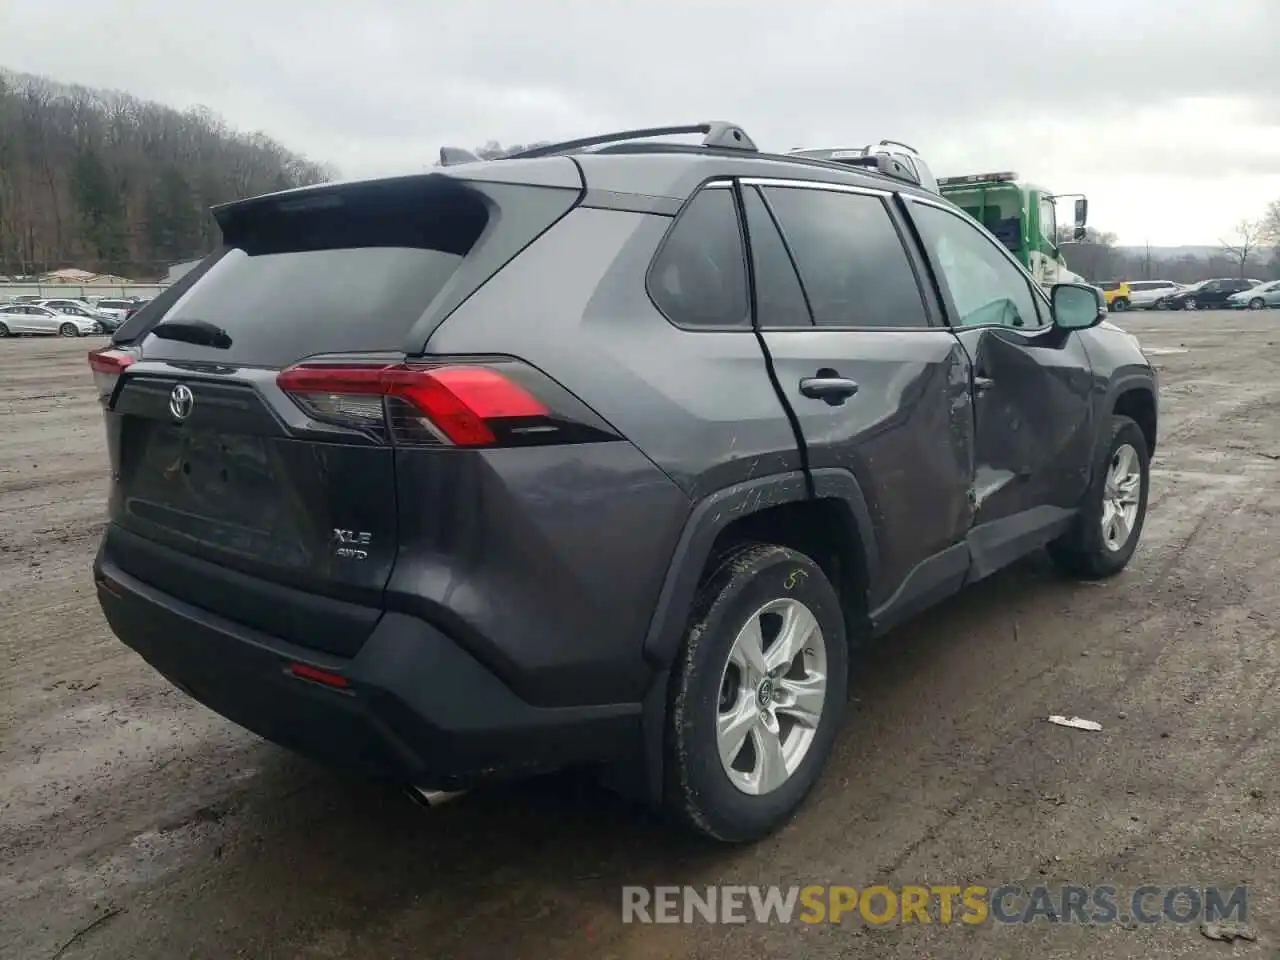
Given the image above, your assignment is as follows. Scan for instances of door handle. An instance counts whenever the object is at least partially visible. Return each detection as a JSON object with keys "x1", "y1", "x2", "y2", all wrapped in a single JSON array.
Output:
[
  {"x1": 973, "y1": 375, "x2": 996, "y2": 393},
  {"x1": 799, "y1": 376, "x2": 859, "y2": 405}
]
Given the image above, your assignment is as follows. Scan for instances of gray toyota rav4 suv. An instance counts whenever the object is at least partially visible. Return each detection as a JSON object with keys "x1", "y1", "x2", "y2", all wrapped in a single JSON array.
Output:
[{"x1": 90, "y1": 122, "x2": 1157, "y2": 842}]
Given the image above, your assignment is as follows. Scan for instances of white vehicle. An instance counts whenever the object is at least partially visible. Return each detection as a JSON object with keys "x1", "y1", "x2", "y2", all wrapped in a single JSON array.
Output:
[
  {"x1": 0, "y1": 303, "x2": 102, "y2": 337},
  {"x1": 34, "y1": 298, "x2": 108, "y2": 321},
  {"x1": 1126, "y1": 280, "x2": 1184, "y2": 310},
  {"x1": 91, "y1": 297, "x2": 143, "y2": 324}
]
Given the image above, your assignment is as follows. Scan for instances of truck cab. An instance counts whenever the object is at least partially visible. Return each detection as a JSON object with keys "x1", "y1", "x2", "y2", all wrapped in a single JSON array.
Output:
[{"x1": 937, "y1": 171, "x2": 1087, "y2": 289}]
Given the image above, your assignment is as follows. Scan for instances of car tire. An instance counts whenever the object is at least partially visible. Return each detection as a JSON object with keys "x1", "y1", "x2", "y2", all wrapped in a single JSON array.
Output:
[
  {"x1": 1111, "y1": 298, "x2": 1129, "y2": 312},
  {"x1": 664, "y1": 543, "x2": 849, "y2": 843},
  {"x1": 1249, "y1": 298, "x2": 1265, "y2": 310},
  {"x1": 1048, "y1": 415, "x2": 1150, "y2": 580},
  {"x1": 1184, "y1": 298, "x2": 1197, "y2": 310},
  {"x1": 58, "y1": 322, "x2": 78, "y2": 337},
  {"x1": 0, "y1": 321, "x2": 9, "y2": 337}
]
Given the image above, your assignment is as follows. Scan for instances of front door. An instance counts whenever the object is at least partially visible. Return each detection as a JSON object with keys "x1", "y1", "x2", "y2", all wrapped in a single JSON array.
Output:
[
  {"x1": 738, "y1": 178, "x2": 975, "y2": 619},
  {"x1": 903, "y1": 196, "x2": 1095, "y2": 576}
]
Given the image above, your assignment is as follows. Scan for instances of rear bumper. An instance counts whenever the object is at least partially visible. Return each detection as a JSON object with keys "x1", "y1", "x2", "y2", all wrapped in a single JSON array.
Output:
[{"x1": 94, "y1": 547, "x2": 643, "y2": 790}]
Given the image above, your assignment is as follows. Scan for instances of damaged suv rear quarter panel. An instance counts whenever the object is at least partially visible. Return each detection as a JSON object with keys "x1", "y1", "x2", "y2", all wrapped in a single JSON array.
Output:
[{"x1": 418, "y1": 196, "x2": 807, "y2": 705}]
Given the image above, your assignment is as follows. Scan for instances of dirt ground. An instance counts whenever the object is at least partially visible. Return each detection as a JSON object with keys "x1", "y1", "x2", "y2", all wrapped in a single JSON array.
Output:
[{"x1": 2, "y1": 314, "x2": 1278, "y2": 960}]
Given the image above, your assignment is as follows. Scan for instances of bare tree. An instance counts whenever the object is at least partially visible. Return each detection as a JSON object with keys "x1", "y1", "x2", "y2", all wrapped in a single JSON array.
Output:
[
  {"x1": 1219, "y1": 219, "x2": 1264, "y2": 278},
  {"x1": 1262, "y1": 200, "x2": 1280, "y2": 245}
]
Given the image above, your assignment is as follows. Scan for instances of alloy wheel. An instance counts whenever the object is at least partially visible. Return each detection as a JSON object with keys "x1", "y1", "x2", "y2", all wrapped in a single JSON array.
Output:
[{"x1": 716, "y1": 598, "x2": 827, "y2": 796}]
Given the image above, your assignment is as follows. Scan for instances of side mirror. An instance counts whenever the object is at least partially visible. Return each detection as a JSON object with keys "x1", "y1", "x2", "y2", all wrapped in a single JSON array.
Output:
[
  {"x1": 1051, "y1": 283, "x2": 1105, "y2": 331},
  {"x1": 1074, "y1": 197, "x2": 1088, "y2": 227}
]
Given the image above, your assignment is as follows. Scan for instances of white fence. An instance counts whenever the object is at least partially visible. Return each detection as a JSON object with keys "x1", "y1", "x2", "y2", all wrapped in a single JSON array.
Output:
[{"x1": 1, "y1": 282, "x2": 169, "y2": 301}]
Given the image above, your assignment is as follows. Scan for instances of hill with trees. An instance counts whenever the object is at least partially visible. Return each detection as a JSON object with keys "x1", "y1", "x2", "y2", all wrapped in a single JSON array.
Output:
[{"x1": 0, "y1": 69, "x2": 332, "y2": 280}]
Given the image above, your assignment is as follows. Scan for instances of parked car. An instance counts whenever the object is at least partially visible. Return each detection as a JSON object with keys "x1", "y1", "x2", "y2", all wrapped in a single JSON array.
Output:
[
  {"x1": 93, "y1": 298, "x2": 145, "y2": 328},
  {"x1": 1227, "y1": 279, "x2": 1280, "y2": 310},
  {"x1": 1126, "y1": 280, "x2": 1184, "y2": 310},
  {"x1": 89, "y1": 121, "x2": 1158, "y2": 843},
  {"x1": 1165, "y1": 278, "x2": 1261, "y2": 310},
  {"x1": 33, "y1": 298, "x2": 116, "y2": 332},
  {"x1": 0, "y1": 303, "x2": 102, "y2": 337},
  {"x1": 1097, "y1": 280, "x2": 1132, "y2": 311}
]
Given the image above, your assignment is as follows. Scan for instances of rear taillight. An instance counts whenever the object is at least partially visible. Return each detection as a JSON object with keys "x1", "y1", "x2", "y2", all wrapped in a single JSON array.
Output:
[
  {"x1": 276, "y1": 360, "x2": 615, "y2": 448},
  {"x1": 87, "y1": 347, "x2": 136, "y2": 405}
]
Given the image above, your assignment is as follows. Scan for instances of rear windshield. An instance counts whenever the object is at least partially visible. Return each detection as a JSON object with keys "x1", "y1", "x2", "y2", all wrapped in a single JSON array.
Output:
[
  {"x1": 142, "y1": 246, "x2": 467, "y2": 367},
  {"x1": 139, "y1": 176, "x2": 489, "y2": 367}
]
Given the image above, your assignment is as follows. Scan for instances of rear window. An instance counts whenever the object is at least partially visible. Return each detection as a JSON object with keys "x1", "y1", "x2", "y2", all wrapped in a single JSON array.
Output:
[
  {"x1": 145, "y1": 246, "x2": 467, "y2": 366},
  {"x1": 136, "y1": 174, "x2": 578, "y2": 366}
]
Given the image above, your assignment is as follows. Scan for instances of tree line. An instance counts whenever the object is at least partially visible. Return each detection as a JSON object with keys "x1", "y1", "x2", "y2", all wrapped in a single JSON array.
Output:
[
  {"x1": 1060, "y1": 214, "x2": 1280, "y2": 286},
  {"x1": 0, "y1": 69, "x2": 333, "y2": 280}
]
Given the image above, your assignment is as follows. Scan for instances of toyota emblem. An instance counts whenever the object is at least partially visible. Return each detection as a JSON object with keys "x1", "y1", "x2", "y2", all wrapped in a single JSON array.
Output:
[{"x1": 169, "y1": 384, "x2": 195, "y2": 421}]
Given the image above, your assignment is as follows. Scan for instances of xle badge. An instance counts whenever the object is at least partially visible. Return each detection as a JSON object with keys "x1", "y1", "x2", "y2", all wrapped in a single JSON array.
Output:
[{"x1": 333, "y1": 528, "x2": 372, "y2": 560}]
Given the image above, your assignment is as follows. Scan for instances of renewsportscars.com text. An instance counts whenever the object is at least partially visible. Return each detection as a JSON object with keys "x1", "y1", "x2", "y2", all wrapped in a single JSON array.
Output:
[{"x1": 621, "y1": 884, "x2": 1248, "y2": 926}]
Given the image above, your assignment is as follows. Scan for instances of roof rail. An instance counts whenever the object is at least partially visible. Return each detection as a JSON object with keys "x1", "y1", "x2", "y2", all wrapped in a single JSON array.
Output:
[
  {"x1": 505, "y1": 122, "x2": 758, "y2": 159},
  {"x1": 787, "y1": 147, "x2": 922, "y2": 187},
  {"x1": 876, "y1": 139, "x2": 919, "y2": 154},
  {"x1": 438, "y1": 146, "x2": 482, "y2": 166}
]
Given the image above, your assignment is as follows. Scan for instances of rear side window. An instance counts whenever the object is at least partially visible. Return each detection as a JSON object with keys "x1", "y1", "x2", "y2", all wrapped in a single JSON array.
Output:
[
  {"x1": 762, "y1": 187, "x2": 929, "y2": 328},
  {"x1": 742, "y1": 186, "x2": 811, "y2": 327},
  {"x1": 648, "y1": 186, "x2": 749, "y2": 328}
]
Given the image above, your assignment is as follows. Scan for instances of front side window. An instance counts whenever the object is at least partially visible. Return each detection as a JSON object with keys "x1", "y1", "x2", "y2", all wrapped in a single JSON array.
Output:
[
  {"x1": 762, "y1": 186, "x2": 929, "y2": 329},
  {"x1": 910, "y1": 200, "x2": 1044, "y2": 329},
  {"x1": 649, "y1": 185, "x2": 749, "y2": 328}
]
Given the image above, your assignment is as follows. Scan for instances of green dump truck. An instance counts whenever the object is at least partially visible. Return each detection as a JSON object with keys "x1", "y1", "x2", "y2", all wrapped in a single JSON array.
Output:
[{"x1": 937, "y1": 171, "x2": 1088, "y2": 289}]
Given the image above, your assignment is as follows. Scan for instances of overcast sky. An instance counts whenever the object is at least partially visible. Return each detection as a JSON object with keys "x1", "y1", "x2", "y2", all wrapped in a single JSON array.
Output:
[{"x1": 2, "y1": 0, "x2": 1277, "y2": 246}]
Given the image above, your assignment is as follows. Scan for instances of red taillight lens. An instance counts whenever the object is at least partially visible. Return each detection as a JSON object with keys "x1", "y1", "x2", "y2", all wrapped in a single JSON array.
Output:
[
  {"x1": 87, "y1": 347, "x2": 136, "y2": 404},
  {"x1": 288, "y1": 662, "x2": 350, "y2": 689},
  {"x1": 276, "y1": 362, "x2": 549, "y2": 447}
]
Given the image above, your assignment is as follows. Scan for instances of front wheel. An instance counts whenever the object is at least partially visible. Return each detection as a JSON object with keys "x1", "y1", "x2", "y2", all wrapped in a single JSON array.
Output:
[
  {"x1": 1111, "y1": 298, "x2": 1129, "y2": 312},
  {"x1": 1048, "y1": 415, "x2": 1150, "y2": 579},
  {"x1": 58, "y1": 322, "x2": 78, "y2": 337},
  {"x1": 1249, "y1": 298, "x2": 1265, "y2": 310},
  {"x1": 1184, "y1": 298, "x2": 1197, "y2": 310},
  {"x1": 664, "y1": 544, "x2": 849, "y2": 843}
]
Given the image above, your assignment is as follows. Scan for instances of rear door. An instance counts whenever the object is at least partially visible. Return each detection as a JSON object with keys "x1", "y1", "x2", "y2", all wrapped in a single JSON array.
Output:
[
  {"x1": 101, "y1": 169, "x2": 583, "y2": 655},
  {"x1": 903, "y1": 195, "x2": 1095, "y2": 571},
  {"x1": 743, "y1": 178, "x2": 976, "y2": 618},
  {"x1": 30, "y1": 307, "x2": 58, "y2": 334}
]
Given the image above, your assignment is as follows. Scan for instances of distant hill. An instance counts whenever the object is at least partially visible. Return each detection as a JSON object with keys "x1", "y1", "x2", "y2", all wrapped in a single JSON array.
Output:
[
  {"x1": 0, "y1": 69, "x2": 333, "y2": 280},
  {"x1": 1114, "y1": 246, "x2": 1223, "y2": 260}
]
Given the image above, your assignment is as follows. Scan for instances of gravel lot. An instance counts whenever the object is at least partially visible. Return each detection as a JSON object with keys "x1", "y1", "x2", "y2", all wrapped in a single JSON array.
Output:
[{"x1": 2, "y1": 313, "x2": 1278, "y2": 960}]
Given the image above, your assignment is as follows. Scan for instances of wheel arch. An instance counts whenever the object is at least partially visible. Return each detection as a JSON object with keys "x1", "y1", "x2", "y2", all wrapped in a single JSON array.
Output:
[
  {"x1": 1111, "y1": 381, "x2": 1158, "y2": 457},
  {"x1": 630, "y1": 469, "x2": 876, "y2": 806}
]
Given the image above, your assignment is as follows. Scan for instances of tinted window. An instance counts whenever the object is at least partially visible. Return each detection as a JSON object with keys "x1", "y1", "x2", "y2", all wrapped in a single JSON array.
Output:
[
  {"x1": 649, "y1": 186, "x2": 749, "y2": 328},
  {"x1": 148, "y1": 246, "x2": 465, "y2": 366},
  {"x1": 742, "y1": 186, "x2": 811, "y2": 327},
  {"x1": 763, "y1": 187, "x2": 928, "y2": 328},
  {"x1": 910, "y1": 200, "x2": 1043, "y2": 329}
]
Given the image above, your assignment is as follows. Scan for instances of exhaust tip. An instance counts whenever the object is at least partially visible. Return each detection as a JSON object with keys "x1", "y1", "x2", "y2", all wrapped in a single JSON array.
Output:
[{"x1": 407, "y1": 786, "x2": 468, "y2": 808}]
